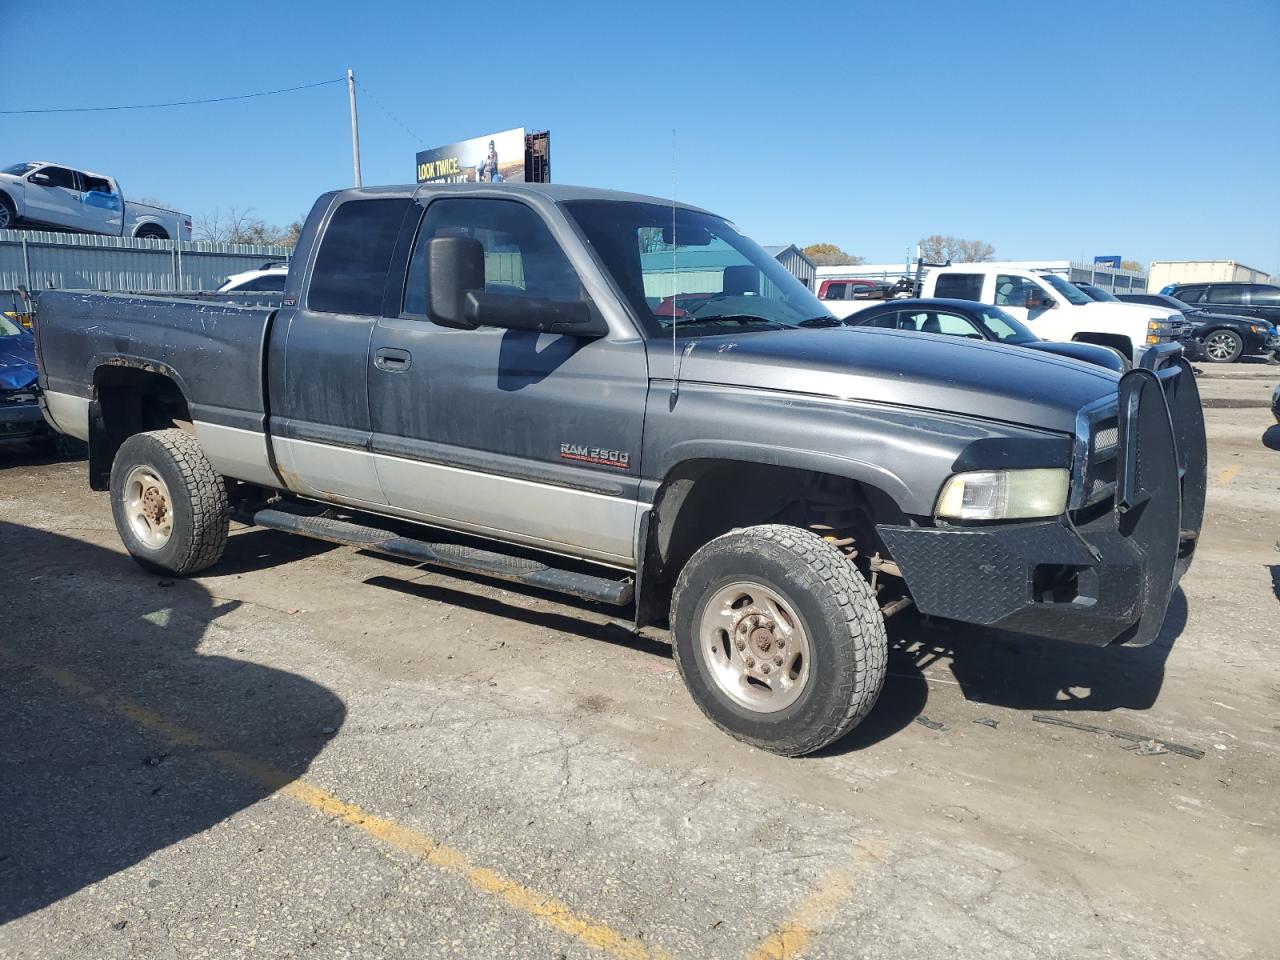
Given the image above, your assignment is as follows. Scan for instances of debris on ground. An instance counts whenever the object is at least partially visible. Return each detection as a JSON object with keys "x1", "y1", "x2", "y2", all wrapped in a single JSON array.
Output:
[
  {"x1": 972, "y1": 718, "x2": 1000, "y2": 729},
  {"x1": 1032, "y1": 714, "x2": 1204, "y2": 759},
  {"x1": 915, "y1": 715, "x2": 947, "y2": 731}
]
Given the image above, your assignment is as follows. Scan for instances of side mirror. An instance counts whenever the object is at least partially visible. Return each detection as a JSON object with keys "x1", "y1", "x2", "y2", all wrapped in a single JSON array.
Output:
[
  {"x1": 427, "y1": 236, "x2": 485, "y2": 329},
  {"x1": 28, "y1": 172, "x2": 51, "y2": 185},
  {"x1": 465, "y1": 291, "x2": 608, "y2": 337}
]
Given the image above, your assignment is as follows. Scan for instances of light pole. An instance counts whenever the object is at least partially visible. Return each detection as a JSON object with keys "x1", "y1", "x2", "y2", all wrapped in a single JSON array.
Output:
[{"x1": 347, "y1": 68, "x2": 363, "y2": 188}]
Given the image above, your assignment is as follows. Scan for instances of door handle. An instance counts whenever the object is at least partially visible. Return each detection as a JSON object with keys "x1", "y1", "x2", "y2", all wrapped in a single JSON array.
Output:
[{"x1": 374, "y1": 347, "x2": 412, "y2": 372}]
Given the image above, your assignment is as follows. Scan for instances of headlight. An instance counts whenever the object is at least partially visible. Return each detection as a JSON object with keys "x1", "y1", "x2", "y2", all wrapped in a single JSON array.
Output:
[
  {"x1": 1250, "y1": 324, "x2": 1262, "y2": 334},
  {"x1": 936, "y1": 468, "x2": 1070, "y2": 521}
]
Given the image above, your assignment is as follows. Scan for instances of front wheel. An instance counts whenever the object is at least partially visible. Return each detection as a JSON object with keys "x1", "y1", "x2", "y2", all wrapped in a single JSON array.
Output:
[
  {"x1": 1203, "y1": 329, "x2": 1244, "y2": 363},
  {"x1": 110, "y1": 429, "x2": 229, "y2": 575},
  {"x1": 671, "y1": 525, "x2": 888, "y2": 756}
]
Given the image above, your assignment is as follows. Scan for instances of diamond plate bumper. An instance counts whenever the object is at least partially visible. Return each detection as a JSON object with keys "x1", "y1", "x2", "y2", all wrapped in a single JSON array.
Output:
[{"x1": 878, "y1": 360, "x2": 1205, "y2": 647}]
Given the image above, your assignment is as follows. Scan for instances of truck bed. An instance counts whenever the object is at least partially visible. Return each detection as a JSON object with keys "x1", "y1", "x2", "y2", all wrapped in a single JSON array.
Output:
[{"x1": 36, "y1": 290, "x2": 274, "y2": 430}]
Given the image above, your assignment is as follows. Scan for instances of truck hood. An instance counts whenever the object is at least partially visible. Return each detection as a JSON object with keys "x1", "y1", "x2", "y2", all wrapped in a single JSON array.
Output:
[
  {"x1": 1088, "y1": 301, "x2": 1179, "y2": 325},
  {"x1": 665, "y1": 326, "x2": 1118, "y2": 433},
  {"x1": 0, "y1": 335, "x2": 38, "y2": 391}
]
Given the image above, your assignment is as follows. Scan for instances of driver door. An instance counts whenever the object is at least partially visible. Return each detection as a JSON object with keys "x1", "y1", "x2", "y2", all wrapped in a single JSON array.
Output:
[
  {"x1": 367, "y1": 196, "x2": 649, "y2": 565},
  {"x1": 24, "y1": 166, "x2": 84, "y2": 229}
]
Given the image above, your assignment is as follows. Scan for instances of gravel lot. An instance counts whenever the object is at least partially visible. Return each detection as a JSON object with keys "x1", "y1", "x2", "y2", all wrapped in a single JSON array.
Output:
[{"x1": 2, "y1": 365, "x2": 1277, "y2": 959}]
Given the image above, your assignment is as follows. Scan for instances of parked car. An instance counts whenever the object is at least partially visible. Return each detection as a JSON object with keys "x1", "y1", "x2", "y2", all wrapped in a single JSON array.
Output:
[
  {"x1": 845, "y1": 299, "x2": 1130, "y2": 372},
  {"x1": 0, "y1": 313, "x2": 42, "y2": 444},
  {"x1": 35, "y1": 182, "x2": 1206, "y2": 756},
  {"x1": 0, "y1": 312, "x2": 81, "y2": 456},
  {"x1": 1163, "y1": 283, "x2": 1280, "y2": 328},
  {"x1": 217, "y1": 262, "x2": 290, "y2": 294},
  {"x1": 1118, "y1": 293, "x2": 1275, "y2": 363},
  {"x1": 0, "y1": 161, "x2": 192, "y2": 241},
  {"x1": 918, "y1": 265, "x2": 1192, "y2": 365}
]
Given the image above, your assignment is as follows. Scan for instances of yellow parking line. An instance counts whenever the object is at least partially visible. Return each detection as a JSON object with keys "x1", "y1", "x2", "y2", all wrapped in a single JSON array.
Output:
[
  {"x1": 1217, "y1": 465, "x2": 1241, "y2": 485},
  {"x1": 4, "y1": 646, "x2": 669, "y2": 960},
  {"x1": 745, "y1": 843, "x2": 887, "y2": 960}
]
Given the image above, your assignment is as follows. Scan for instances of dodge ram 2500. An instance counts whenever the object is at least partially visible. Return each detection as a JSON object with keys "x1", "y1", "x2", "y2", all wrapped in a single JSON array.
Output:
[{"x1": 34, "y1": 182, "x2": 1207, "y2": 756}]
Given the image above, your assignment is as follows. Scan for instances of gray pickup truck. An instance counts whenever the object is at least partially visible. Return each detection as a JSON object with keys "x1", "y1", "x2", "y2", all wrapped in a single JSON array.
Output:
[{"x1": 34, "y1": 183, "x2": 1207, "y2": 755}]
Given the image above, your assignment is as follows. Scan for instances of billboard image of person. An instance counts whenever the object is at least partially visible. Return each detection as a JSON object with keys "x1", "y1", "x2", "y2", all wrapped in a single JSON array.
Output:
[{"x1": 416, "y1": 128, "x2": 530, "y2": 184}]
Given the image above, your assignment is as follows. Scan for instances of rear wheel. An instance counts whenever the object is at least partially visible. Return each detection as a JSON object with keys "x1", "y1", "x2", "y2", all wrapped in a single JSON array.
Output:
[
  {"x1": 1203, "y1": 329, "x2": 1243, "y2": 363},
  {"x1": 671, "y1": 524, "x2": 888, "y2": 756},
  {"x1": 110, "y1": 429, "x2": 229, "y2": 575},
  {"x1": 136, "y1": 225, "x2": 169, "y2": 241}
]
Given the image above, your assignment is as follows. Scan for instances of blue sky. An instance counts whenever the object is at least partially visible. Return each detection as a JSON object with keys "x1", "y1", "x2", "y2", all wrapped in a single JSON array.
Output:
[{"x1": 4, "y1": 0, "x2": 1278, "y2": 272}]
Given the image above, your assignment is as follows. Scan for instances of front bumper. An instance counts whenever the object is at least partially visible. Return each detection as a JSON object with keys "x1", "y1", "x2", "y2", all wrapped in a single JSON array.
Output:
[{"x1": 879, "y1": 360, "x2": 1206, "y2": 647}]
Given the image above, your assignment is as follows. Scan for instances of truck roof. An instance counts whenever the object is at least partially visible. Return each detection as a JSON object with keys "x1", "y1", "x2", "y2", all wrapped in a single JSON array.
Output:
[{"x1": 334, "y1": 182, "x2": 715, "y2": 215}]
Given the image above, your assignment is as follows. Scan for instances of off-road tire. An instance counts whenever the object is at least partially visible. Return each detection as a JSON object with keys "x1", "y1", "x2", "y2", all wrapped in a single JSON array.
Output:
[
  {"x1": 110, "y1": 429, "x2": 229, "y2": 575},
  {"x1": 1202, "y1": 328, "x2": 1244, "y2": 364},
  {"x1": 671, "y1": 524, "x2": 888, "y2": 756},
  {"x1": 136, "y1": 225, "x2": 169, "y2": 241}
]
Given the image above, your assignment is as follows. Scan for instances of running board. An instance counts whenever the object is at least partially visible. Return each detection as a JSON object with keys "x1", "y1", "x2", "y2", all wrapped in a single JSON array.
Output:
[{"x1": 248, "y1": 508, "x2": 635, "y2": 607}]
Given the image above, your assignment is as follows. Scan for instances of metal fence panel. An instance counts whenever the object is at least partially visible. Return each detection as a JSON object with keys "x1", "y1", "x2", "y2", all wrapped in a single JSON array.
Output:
[{"x1": 0, "y1": 229, "x2": 292, "y2": 293}]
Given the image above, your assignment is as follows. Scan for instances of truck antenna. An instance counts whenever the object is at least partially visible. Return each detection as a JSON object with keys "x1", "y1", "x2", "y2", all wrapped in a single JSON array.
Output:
[{"x1": 670, "y1": 127, "x2": 678, "y2": 405}]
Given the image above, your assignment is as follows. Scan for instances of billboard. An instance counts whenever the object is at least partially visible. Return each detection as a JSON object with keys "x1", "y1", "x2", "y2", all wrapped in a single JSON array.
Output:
[{"x1": 415, "y1": 128, "x2": 551, "y2": 185}]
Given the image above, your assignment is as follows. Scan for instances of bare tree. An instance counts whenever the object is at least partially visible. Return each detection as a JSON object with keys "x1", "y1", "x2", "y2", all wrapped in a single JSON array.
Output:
[
  {"x1": 195, "y1": 206, "x2": 296, "y2": 246},
  {"x1": 802, "y1": 243, "x2": 864, "y2": 266},
  {"x1": 1120, "y1": 259, "x2": 1142, "y2": 272},
  {"x1": 918, "y1": 235, "x2": 996, "y2": 263}
]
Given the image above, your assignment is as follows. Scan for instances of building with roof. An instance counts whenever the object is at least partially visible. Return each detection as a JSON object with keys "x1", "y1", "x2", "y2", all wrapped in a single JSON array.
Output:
[{"x1": 760, "y1": 245, "x2": 817, "y2": 290}]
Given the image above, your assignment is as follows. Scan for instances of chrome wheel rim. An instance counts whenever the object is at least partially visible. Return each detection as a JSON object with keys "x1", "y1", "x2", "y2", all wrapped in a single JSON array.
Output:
[
  {"x1": 124, "y1": 465, "x2": 173, "y2": 549},
  {"x1": 697, "y1": 580, "x2": 811, "y2": 713},
  {"x1": 1206, "y1": 332, "x2": 1237, "y2": 361},
  {"x1": 0, "y1": 206, "x2": 11, "y2": 230}
]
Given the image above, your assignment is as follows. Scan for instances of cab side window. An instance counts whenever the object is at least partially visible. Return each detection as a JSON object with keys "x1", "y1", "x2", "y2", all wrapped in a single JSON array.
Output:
[
  {"x1": 80, "y1": 174, "x2": 114, "y2": 195},
  {"x1": 995, "y1": 275, "x2": 1038, "y2": 307},
  {"x1": 403, "y1": 198, "x2": 582, "y2": 317},
  {"x1": 31, "y1": 166, "x2": 78, "y2": 190},
  {"x1": 309, "y1": 198, "x2": 413, "y2": 316},
  {"x1": 933, "y1": 273, "x2": 983, "y2": 301}
]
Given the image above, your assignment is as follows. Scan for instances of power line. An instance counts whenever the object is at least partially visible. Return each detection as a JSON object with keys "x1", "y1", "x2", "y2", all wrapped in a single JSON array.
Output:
[
  {"x1": 353, "y1": 78, "x2": 423, "y2": 145},
  {"x1": 1, "y1": 77, "x2": 345, "y2": 115}
]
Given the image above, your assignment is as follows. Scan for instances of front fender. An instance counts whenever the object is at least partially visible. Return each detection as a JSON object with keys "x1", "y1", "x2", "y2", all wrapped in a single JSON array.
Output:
[{"x1": 642, "y1": 383, "x2": 1064, "y2": 517}]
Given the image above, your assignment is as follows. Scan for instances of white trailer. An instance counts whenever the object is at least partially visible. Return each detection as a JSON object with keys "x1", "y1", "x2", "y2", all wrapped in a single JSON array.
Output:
[{"x1": 1147, "y1": 260, "x2": 1272, "y2": 292}]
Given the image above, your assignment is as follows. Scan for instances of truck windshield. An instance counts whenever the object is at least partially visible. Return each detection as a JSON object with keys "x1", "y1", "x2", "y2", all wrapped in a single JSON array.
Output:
[
  {"x1": 1039, "y1": 273, "x2": 1093, "y2": 305},
  {"x1": 562, "y1": 200, "x2": 831, "y2": 338},
  {"x1": 2, "y1": 162, "x2": 39, "y2": 176}
]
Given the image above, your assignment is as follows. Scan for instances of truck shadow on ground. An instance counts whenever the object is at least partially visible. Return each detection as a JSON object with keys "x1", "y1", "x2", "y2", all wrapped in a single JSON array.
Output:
[
  {"x1": 897, "y1": 589, "x2": 1185, "y2": 713},
  {"x1": 0, "y1": 521, "x2": 345, "y2": 926}
]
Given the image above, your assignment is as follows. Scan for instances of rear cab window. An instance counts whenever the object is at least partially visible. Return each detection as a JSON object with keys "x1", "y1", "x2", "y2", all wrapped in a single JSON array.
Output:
[
  {"x1": 308, "y1": 198, "x2": 413, "y2": 315},
  {"x1": 932, "y1": 273, "x2": 984, "y2": 300}
]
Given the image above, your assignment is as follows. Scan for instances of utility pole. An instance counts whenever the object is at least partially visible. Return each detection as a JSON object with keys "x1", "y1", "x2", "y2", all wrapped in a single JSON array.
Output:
[{"x1": 347, "y1": 68, "x2": 363, "y2": 188}]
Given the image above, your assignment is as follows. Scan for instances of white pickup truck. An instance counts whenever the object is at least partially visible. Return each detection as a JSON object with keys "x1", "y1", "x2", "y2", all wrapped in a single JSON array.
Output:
[
  {"x1": 0, "y1": 161, "x2": 192, "y2": 241},
  {"x1": 917, "y1": 265, "x2": 1187, "y2": 364}
]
